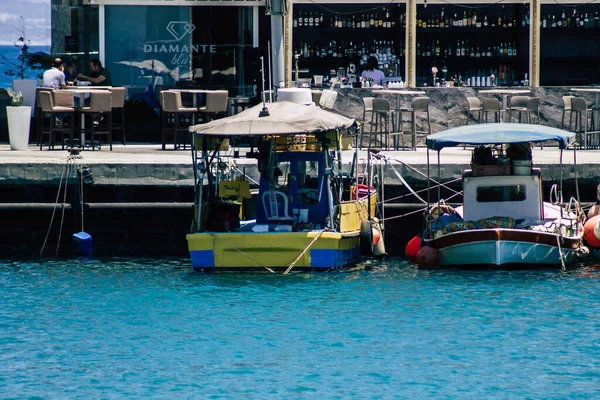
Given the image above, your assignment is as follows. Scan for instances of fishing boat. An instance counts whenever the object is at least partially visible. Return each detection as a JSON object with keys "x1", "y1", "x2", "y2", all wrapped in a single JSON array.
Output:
[
  {"x1": 416, "y1": 123, "x2": 592, "y2": 269},
  {"x1": 186, "y1": 101, "x2": 385, "y2": 272}
]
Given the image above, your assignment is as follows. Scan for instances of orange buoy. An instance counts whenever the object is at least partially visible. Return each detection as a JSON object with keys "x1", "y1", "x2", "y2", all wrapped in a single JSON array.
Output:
[
  {"x1": 588, "y1": 203, "x2": 600, "y2": 219},
  {"x1": 415, "y1": 245, "x2": 441, "y2": 267},
  {"x1": 584, "y1": 215, "x2": 600, "y2": 248},
  {"x1": 372, "y1": 227, "x2": 381, "y2": 245},
  {"x1": 405, "y1": 236, "x2": 421, "y2": 261}
]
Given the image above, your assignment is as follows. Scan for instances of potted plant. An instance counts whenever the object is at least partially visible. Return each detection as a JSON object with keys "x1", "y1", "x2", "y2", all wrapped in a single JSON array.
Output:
[{"x1": 6, "y1": 88, "x2": 31, "y2": 150}]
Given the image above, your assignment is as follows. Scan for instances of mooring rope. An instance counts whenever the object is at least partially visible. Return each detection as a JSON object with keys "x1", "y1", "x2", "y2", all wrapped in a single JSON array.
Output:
[
  {"x1": 40, "y1": 159, "x2": 69, "y2": 256},
  {"x1": 284, "y1": 230, "x2": 324, "y2": 275}
]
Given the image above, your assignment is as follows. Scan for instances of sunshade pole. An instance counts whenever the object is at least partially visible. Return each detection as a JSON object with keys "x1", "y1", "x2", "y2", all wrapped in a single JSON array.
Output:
[{"x1": 437, "y1": 150, "x2": 441, "y2": 208}]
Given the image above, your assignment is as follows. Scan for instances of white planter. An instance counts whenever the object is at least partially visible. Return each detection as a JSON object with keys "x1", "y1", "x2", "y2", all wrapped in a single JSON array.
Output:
[
  {"x1": 6, "y1": 106, "x2": 32, "y2": 151},
  {"x1": 12, "y1": 79, "x2": 37, "y2": 116}
]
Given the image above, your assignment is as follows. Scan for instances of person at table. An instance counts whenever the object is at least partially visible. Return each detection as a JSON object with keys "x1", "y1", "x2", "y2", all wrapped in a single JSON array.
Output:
[
  {"x1": 361, "y1": 56, "x2": 385, "y2": 87},
  {"x1": 62, "y1": 61, "x2": 75, "y2": 85},
  {"x1": 76, "y1": 58, "x2": 112, "y2": 86},
  {"x1": 42, "y1": 58, "x2": 66, "y2": 90}
]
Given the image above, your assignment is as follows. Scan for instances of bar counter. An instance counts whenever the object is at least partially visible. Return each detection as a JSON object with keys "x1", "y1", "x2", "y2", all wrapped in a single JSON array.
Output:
[{"x1": 328, "y1": 86, "x2": 597, "y2": 142}]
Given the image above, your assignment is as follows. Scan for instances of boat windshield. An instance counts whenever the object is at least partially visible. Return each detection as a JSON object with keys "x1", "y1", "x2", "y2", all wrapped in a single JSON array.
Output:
[{"x1": 476, "y1": 184, "x2": 527, "y2": 203}]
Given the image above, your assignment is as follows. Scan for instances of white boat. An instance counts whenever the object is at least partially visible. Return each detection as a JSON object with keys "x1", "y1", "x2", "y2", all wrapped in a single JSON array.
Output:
[{"x1": 418, "y1": 123, "x2": 591, "y2": 269}]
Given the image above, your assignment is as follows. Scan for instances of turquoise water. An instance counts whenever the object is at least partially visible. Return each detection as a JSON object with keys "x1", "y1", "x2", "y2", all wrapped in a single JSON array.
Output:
[{"x1": 2, "y1": 257, "x2": 600, "y2": 398}]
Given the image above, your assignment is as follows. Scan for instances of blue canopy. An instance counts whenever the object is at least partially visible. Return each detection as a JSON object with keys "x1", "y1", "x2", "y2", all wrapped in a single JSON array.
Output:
[{"x1": 426, "y1": 123, "x2": 576, "y2": 151}]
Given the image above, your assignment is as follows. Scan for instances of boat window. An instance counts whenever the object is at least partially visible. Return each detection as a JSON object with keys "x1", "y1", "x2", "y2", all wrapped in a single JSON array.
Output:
[
  {"x1": 275, "y1": 161, "x2": 290, "y2": 188},
  {"x1": 296, "y1": 160, "x2": 319, "y2": 189},
  {"x1": 476, "y1": 184, "x2": 526, "y2": 202}
]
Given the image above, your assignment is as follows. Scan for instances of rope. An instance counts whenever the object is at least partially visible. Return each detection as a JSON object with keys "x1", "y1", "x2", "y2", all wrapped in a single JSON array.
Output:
[
  {"x1": 210, "y1": 233, "x2": 275, "y2": 273},
  {"x1": 56, "y1": 161, "x2": 73, "y2": 256},
  {"x1": 284, "y1": 230, "x2": 324, "y2": 275},
  {"x1": 40, "y1": 160, "x2": 68, "y2": 256},
  {"x1": 556, "y1": 233, "x2": 566, "y2": 271}
]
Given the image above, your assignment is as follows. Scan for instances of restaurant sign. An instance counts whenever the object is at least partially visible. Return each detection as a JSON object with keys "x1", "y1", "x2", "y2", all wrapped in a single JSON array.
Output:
[{"x1": 143, "y1": 21, "x2": 216, "y2": 65}]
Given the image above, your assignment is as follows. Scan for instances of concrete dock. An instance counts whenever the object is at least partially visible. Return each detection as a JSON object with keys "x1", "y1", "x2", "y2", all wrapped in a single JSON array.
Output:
[{"x1": 1, "y1": 143, "x2": 598, "y2": 257}]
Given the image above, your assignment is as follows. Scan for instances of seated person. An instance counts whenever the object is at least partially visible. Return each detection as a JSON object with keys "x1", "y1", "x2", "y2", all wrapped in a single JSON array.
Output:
[{"x1": 76, "y1": 58, "x2": 112, "y2": 86}]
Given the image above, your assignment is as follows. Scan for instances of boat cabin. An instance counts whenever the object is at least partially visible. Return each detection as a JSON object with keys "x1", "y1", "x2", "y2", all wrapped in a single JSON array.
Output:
[
  {"x1": 462, "y1": 168, "x2": 543, "y2": 221},
  {"x1": 256, "y1": 151, "x2": 330, "y2": 229}
]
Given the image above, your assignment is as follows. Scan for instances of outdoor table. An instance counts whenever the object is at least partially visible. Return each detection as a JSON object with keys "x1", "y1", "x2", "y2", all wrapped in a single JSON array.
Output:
[
  {"x1": 372, "y1": 89, "x2": 426, "y2": 134},
  {"x1": 478, "y1": 88, "x2": 531, "y2": 112},
  {"x1": 570, "y1": 87, "x2": 600, "y2": 131},
  {"x1": 67, "y1": 87, "x2": 112, "y2": 148},
  {"x1": 168, "y1": 89, "x2": 216, "y2": 108},
  {"x1": 371, "y1": 89, "x2": 426, "y2": 110}
]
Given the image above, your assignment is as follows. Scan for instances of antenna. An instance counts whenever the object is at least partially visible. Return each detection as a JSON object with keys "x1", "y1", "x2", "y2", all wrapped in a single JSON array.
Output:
[{"x1": 259, "y1": 56, "x2": 270, "y2": 117}]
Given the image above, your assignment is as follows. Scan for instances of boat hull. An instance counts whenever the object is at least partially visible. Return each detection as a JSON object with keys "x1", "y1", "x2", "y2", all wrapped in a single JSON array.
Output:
[
  {"x1": 426, "y1": 228, "x2": 582, "y2": 267},
  {"x1": 187, "y1": 231, "x2": 361, "y2": 272}
]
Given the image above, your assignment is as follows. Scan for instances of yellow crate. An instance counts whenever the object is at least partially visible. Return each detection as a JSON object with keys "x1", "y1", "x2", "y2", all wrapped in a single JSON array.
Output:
[{"x1": 219, "y1": 180, "x2": 251, "y2": 199}]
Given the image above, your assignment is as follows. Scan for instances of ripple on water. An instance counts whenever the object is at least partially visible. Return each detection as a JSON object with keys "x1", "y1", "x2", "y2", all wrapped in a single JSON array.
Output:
[{"x1": 1, "y1": 257, "x2": 600, "y2": 398}]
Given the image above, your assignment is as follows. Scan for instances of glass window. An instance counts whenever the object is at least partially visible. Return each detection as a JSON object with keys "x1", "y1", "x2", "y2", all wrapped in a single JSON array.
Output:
[
  {"x1": 51, "y1": 1, "x2": 99, "y2": 76},
  {"x1": 105, "y1": 5, "x2": 258, "y2": 98},
  {"x1": 476, "y1": 184, "x2": 526, "y2": 203}
]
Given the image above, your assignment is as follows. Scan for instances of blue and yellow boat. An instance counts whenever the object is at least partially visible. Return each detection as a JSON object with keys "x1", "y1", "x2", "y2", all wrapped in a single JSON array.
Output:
[{"x1": 187, "y1": 101, "x2": 384, "y2": 272}]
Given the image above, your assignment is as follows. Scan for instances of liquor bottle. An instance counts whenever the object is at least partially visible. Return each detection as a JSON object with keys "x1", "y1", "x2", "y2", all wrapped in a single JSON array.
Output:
[
  {"x1": 315, "y1": 13, "x2": 320, "y2": 27},
  {"x1": 512, "y1": 42, "x2": 517, "y2": 57},
  {"x1": 370, "y1": 14, "x2": 375, "y2": 28},
  {"x1": 309, "y1": 12, "x2": 314, "y2": 27},
  {"x1": 435, "y1": 40, "x2": 440, "y2": 57},
  {"x1": 507, "y1": 43, "x2": 512, "y2": 57},
  {"x1": 378, "y1": 11, "x2": 383, "y2": 28},
  {"x1": 542, "y1": 14, "x2": 546, "y2": 28},
  {"x1": 467, "y1": 11, "x2": 472, "y2": 27},
  {"x1": 456, "y1": 40, "x2": 461, "y2": 57},
  {"x1": 461, "y1": 41, "x2": 466, "y2": 56},
  {"x1": 440, "y1": 8, "x2": 445, "y2": 28},
  {"x1": 476, "y1": 47, "x2": 481, "y2": 58},
  {"x1": 484, "y1": 15, "x2": 488, "y2": 27},
  {"x1": 304, "y1": 12, "x2": 309, "y2": 27},
  {"x1": 298, "y1": 11, "x2": 303, "y2": 27},
  {"x1": 385, "y1": 8, "x2": 391, "y2": 28},
  {"x1": 293, "y1": 12, "x2": 298, "y2": 28}
]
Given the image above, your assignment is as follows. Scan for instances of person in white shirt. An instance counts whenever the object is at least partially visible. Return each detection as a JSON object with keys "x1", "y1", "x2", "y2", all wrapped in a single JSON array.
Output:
[
  {"x1": 360, "y1": 56, "x2": 385, "y2": 86},
  {"x1": 42, "y1": 58, "x2": 67, "y2": 90}
]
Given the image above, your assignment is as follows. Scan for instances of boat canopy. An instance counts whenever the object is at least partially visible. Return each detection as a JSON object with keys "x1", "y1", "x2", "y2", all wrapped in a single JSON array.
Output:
[
  {"x1": 426, "y1": 123, "x2": 576, "y2": 151},
  {"x1": 189, "y1": 101, "x2": 356, "y2": 137}
]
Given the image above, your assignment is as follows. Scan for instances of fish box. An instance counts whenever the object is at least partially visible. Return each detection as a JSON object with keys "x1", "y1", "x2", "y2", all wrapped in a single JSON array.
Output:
[{"x1": 471, "y1": 164, "x2": 511, "y2": 177}]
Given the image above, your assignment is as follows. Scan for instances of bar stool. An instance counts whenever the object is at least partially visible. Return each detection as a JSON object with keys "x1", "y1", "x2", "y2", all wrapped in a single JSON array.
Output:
[
  {"x1": 507, "y1": 96, "x2": 530, "y2": 123},
  {"x1": 228, "y1": 96, "x2": 251, "y2": 116},
  {"x1": 465, "y1": 97, "x2": 482, "y2": 125},
  {"x1": 38, "y1": 90, "x2": 76, "y2": 150},
  {"x1": 561, "y1": 95, "x2": 574, "y2": 129},
  {"x1": 359, "y1": 97, "x2": 375, "y2": 148},
  {"x1": 481, "y1": 97, "x2": 503, "y2": 123},
  {"x1": 525, "y1": 97, "x2": 541, "y2": 124},
  {"x1": 199, "y1": 90, "x2": 229, "y2": 122},
  {"x1": 570, "y1": 97, "x2": 594, "y2": 148},
  {"x1": 109, "y1": 87, "x2": 127, "y2": 145},
  {"x1": 35, "y1": 87, "x2": 54, "y2": 147},
  {"x1": 369, "y1": 98, "x2": 394, "y2": 150},
  {"x1": 397, "y1": 96, "x2": 431, "y2": 150},
  {"x1": 80, "y1": 91, "x2": 113, "y2": 151},
  {"x1": 161, "y1": 90, "x2": 197, "y2": 150}
]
